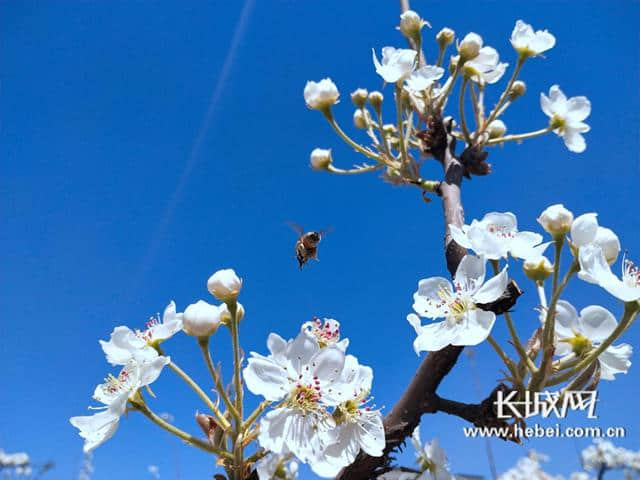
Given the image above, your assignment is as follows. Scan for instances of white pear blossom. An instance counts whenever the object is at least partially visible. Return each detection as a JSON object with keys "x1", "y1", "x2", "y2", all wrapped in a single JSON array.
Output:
[
  {"x1": 243, "y1": 327, "x2": 347, "y2": 467},
  {"x1": 310, "y1": 148, "x2": 333, "y2": 170},
  {"x1": 540, "y1": 85, "x2": 591, "y2": 153},
  {"x1": 582, "y1": 439, "x2": 640, "y2": 472},
  {"x1": 548, "y1": 300, "x2": 632, "y2": 380},
  {"x1": 462, "y1": 46, "x2": 508, "y2": 85},
  {"x1": 182, "y1": 300, "x2": 222, "y2": 337},
  {"x1": 372, "y1": 47, "x2": 417, "y2": 83},
  {"x1": 570, "y1": 213, "x2": 620, "y2": 264},
  {"x1": 498, "y1": 450, "x2": 562, "y2": 480},
  {"x1": 311, "y1": 355, "x2": 384, "y2": 477},
  {"x1": 303, "y1": 78, "x2": 340, "y2": 111},
  {"x1": 256, "y1": 452, "x2": 299, "y2": 480},
  {"x1": 450, "y1": 212, "x2": 544, "y2": 260},
  {"x1": 405, "y1": 65, "x2": 445, "y2": 92},
  {"x1": 303, "y1": 317, "x2": 349, "y2": 351},
  {"x1": 70, "y1": 357, "x2": 170, "y2": 452},
  {"x1": 410, "y1": 428, "x2": 453, "y2": 480},
  {"x1": 510, "y1": 20, "x2": 556, "y2": 57},
  {"x1": 207, "y1": 268, "x2": 242, "y2": 302},
  {"x1": 579, "y1": 244, "x2": 640, "y2": 302},
  {"x1": 537, "y1": 204, "x2": 574, "y2": 236},
  {"x1": 100, "y1": 301, "x2": 182, "y2": 366},
  {"x1": 408, "y1": 255, "x2": 509, "y2": 352}
]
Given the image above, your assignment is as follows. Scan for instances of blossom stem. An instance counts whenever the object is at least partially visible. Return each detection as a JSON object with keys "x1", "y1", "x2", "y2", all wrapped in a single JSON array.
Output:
[
  {"x1": 469, "y1": 83, "x2": 482, "y2": 135},
  {"x1": 489, "y1": 260, "x2": 536, "y2": 374},
  {"x1": 435, "y1": 64, "x2": 460, "y2": 112},
  {"x1": 197, "y1": 337, "x2": 240, "y2": 422},
  {"x1": 242, "y1": 400, "x2": 271, "y2": 431},
  {"x1": 226, "y1": 300, "x2": 245, "y2": 480},
  {"x1": 487, "y1": 335, "x2": 519, "y2": 381},
  {"x1": 132, "y1": 401, "x2": 232, "y2": 459},
  {"x1": 165, "y1": 359, "x2": 231, "y2": 431},
  {"x1": 395, "y1": 84, "x2": 409, "y2": 167},
  {"x1": 435, "y1": 44, "x2": 446, "y2": 68},
  {"x1": 458, "y1": 78, "x2": 472, "y2": 144},
  {"x1": 547, "y1": 303, "x2": 639, "y2": 386},
  {"x1": 531, "y1": 247, "x2": 579, "y2": 392},
  {"x1": 536, "y1": 281, "x2": 548, "y2": 309},
  {"x1": 323, "y1": 110, "x2": 383, "y2": 162},
  {"x1": 326, "y1": 164, "x2": 384, "y2": 175},
  {"x1": 484, "y1": 56, "x2": 525, "y2": 129},
  {"x1": 485, "y1": 126, "x2": 552, "y2": 145},
  {"x1": 373, "y1": 107, "x2": 393, "y2": 159}
]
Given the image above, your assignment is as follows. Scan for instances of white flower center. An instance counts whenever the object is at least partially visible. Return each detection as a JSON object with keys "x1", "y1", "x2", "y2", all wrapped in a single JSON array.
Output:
[
  {"x1": 438, "y1": 287, "x2": 475, "y2": 324},
  {"x1": 287, "y1": 377, "x2": 322, "y2": 412},
  {"x1": 307, "y1": 318, "x2": 340, "y2": 347},
  {"x1": 623, "y1": 259, "x2": 640, "y2": 288},
  {"x1": 487, "y1": 223, "x2": 515, "y2": 239},
  {"x1": 99, "y1": 369, "x2": 134, "y2": 400},
  {"x1": 136, "y1": 315, "x2": 161, "y2": 343}
]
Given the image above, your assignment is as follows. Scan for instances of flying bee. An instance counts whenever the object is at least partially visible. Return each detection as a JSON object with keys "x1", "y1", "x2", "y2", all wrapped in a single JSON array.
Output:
[{"x1": 287, "y1": 222, "x2": 332, "y2": 269}]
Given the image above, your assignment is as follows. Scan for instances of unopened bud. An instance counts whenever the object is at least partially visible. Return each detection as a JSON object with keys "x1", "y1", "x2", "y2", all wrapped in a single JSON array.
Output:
[
  {"x1": 309, "y1": 148, "x2": 332, "y2": 171},
  {"x1": 458, "y1": 32, "x2": 482, "y2": 61},
  {"x1": 523, "y1": 256, "x2": 554, "y2": 282},
  {"x1": 353, "y1": 109, "x2": 370, "y2": 129},
  {"x1": 538, "y1": 204, "x2": 574, "y2": 236},
  {"x1": 436, "y1": 27, "x2": 455, "y2": 48},
  {"x1": 350, "y1": 88, "x2": 368, "y2": 108},
  {"x1": 368, "y1": 91, "x2": 384, "y2": 110},
  {"x1": 449, "y1": 55, "x2": 459, "y2": 74},
  {"x1": 508, "y1": 80, "x2": 526, "y2": 100},
  {"x1": 487, "y1": 120, "x2": 507, "y2": 139},
  {"x1": 398, "y1": 10, "x2": 428, "y2": 40},
  {"x1": 382, "y1": 124, "x2": 397, "y2": 135}
]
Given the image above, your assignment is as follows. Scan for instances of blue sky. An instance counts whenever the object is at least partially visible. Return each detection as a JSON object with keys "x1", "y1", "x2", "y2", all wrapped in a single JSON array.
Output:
[{"x1": 1, "y1": 1, "x2": 638, "y2": 479}]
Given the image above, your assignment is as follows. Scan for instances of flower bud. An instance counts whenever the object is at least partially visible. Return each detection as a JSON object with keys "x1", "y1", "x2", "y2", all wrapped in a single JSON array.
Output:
[
  {"x1": 523, "y1": 256, "x2": 554, "y2": 282},
  {"x1": 382, "y1": 123, "x2": 397, "y2": 135},
  {"x1": 353, "y1": 109, "x2": 370, "y2": 129},
  {"x1": 487, "y1": 119, "x2": 507, "y2": 139},
  {"x1": 570, "y1": 213, "x2": 598, "y2": 247},
  {"x1": 220, "y1": 302, "x2": 244, "y2": 326},
  {"x1": 350, "y1": 88, "x2": 368, "y2": 108},
  {"x1": 448, "y1": 55, "x2": 459, "y2": 74},
  {"x1": 183, "y1": 300, "x2": 222, "y2": 338},
  {"x1": 508, "y1": 80, "x2": 526, "y2": 100},
  {"x1": 303, "y1": 78, "x2": 339, "y2": 111},
  {"x1": 368, "y1": 91, "x2": 384, "y2": 110},
  {"x1": 458, "y1": 32, "x2": 482, "y2": 61},
  {"x1": 537, "y1": 204, "x2": 574, "y2": 236},
  {"x1": 594, "y1": 227, "x2": 620, "y2": 264},
  {"x1": 309, "y1": 148, "x2": 332, "y2": 170},
  {"x1": 398, "y1": 10, "x2": 428, "y2": 40},
  {"x1": 207, "y1": 268, "x2": 242, "y2": 302},
  {"x1": 436, "y1": 27, "x2": 455, "y2": 48}
]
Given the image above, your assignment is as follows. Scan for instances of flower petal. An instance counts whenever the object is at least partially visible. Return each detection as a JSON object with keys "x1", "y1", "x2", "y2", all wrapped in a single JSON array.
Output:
[
  {"x1": 454, "y1": 254, "x2": 487, "y2": 293},
  {"x1": 413, "y1": 277, "x2": 453, "y2": 318},
  {"x1": 472, "y1": 265, "x2": 508, "y2": 304},
  {"x1": 579, "y1": 305, "x2": 617, "y2": 342},
  {"x1": 243, "y1": 354, "x2": 290, "y2": 401},
  {"x1": 450, "y1": 310, "x2": 495, "y2": 346},
  {"x1": 566, "y1": 96, "x2": 591, "y2": 123},
  {"x1": 553, "y1": 300, "x2": 581, "y2": 339},
  {"x1": 598, "y1": 344, "x2": 632, "y2": 380},
  {"x1": 408, "y1": 316, "x2": 455, "y2": 353}
]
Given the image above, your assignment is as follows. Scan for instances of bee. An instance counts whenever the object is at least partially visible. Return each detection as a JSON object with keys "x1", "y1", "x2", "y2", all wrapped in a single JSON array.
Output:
[{"x1": 287, "y1": 222, "x2": 331, "y2": 269}]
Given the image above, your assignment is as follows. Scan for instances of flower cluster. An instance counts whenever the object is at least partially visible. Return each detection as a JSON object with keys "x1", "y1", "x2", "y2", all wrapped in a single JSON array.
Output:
[
  {"x1": 0, "y1": 450, "x2": 32, "y2": 477},
  {"x1": 70, "y1": 268, "x2": 244, "y2": 453},
  {"x1": 407, "y1": 203, "x2": 637, "y2": 396},
  {"x1": 377, "y1": 428, "x2": 454, "y2": 480},
  {"x1": 305, "y1": 11, "x2": 592, "y2": 190},
  {"x1": 581, "y1": 439, "x2": 640, "y2": 473},
  {"x1": 243, "y1": 319, "x2": 384, "y2": 478}
]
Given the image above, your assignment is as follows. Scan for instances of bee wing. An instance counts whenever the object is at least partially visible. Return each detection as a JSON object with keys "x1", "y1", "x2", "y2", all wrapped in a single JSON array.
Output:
[
  {"x1": 319, "y1": 226, "x2": 334, "y2": 236},
  {"x1": 286, "y1": 221, "x2": 305, "y2": 235}
]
